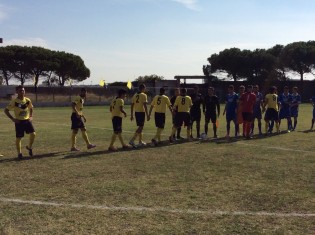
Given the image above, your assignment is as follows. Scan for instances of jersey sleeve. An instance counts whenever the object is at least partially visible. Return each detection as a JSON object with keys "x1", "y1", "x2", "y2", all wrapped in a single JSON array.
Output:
[
  {"x1": 131, "y1": 94, "x2": 136, "y2": 104},
  {"x1": 151, "y1": 96, "x2": 157, "y2": 106},
  {"x1": 165, "y1": 96, "x2": 171, "y2": 107},
  {"x1": 27, "y1": 98, "x2": 33, "y2": 108},
  {"x1": 6, "y1": 100, "x2": 15, "y2": 111}
]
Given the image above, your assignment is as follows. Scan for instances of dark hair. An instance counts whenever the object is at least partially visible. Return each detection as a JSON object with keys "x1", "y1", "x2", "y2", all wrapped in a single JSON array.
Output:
[
  {"x1": 270, "y1": 86, "x2": 277, "y2": 93},
  {"x1": 284, "y1": 86, "x2": 289, "y2": 89},
  {"x1": 118, "y1": 89, "x2": 127, "y2": 96},
  {"x1": 228, "y1": 85, "x2": 234, "y2": 89},
  {"x1": 180, "y1": 88, "x2": 187, "y2": 95},
  {"x1": 16, "y1": 85, "x2": 24, "y2": 91},
  {"x1": 247, "y1": 85, "x2": 253, "y2": 89},
  {"x1": 208, "y1": 86, "x2": 214, "y2": 90},
  {"x1": 239, "y1": 85, "x2": 245, "y2": 89},
  {"x1": 159, "y1": 87, "x2": 165, "y2": 94},
  {"x1": 81, "y1": 88, "x2": 87, "y2": 92},
  {"x1": 253, "y1": 85, "x2": 259, "y2": 88},
  {"x1": 139, "y1": 84, "x2": 146, "y2": 90}
]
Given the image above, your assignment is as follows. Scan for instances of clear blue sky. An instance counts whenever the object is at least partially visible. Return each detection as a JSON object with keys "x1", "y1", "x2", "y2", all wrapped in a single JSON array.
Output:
[{"x1": 1, "y1": 0, "x2": 315, "y2": 84}]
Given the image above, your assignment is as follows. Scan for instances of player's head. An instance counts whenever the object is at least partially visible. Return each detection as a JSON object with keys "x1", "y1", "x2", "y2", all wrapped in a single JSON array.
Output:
[
  {"x1": 269, "y1": 86, "x2": 277, "y2": 94},
  {"x1": 180, "y1": 88, "x2": 187, "y2": 96},
  {"x1": 239, "y1": 85, "x2": 245, "y2": 94},
  {"x1": 16, "y1": 85, "x2": 25, "y2": 97},
  {"x1": 247, "y1": 85, "x2": 253, "y2": 93},
  {"x1": 174, "y1": 88, "x2": 180, "y2": 96},
  {"x1": 159, "y1": 87, "x2": 165, "y2": 95},
  {"x1": 292, "y1": 86, "x2": 298, "y2": 93},
  {"x1": 228, "y1": 85, "x2": 234, "y2": 93},
  {"x1": 118, "y1": 89, "x2": 127, "y2": 98},
  {"x1": 283, "y1": 86, "x2": 289, "y2": 93},
  {"x1": 139, "y1": 84, "x2": 146, "y2": 92},
  {"x1": 253, "y1": 85, "x2": 259, "y2": 92},
  {"x1": 208, "y1": 86, "x2": 214, "y2": 95},
  {"x1": 193, "y1": 85, "x2": 199, "y2": 93},
  {"x1": 80, "y1": 88, "x2": 87, "y2": 98}
]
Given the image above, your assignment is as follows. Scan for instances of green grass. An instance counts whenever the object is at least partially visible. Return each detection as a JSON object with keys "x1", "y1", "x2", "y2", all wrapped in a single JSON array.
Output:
[{"x1": 0, "y1": 104, "x2": 314, "y2": 234}]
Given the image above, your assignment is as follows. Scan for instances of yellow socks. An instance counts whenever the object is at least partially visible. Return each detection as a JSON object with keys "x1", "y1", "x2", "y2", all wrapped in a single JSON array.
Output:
[
  {"x1": 71, "y1": 132, "x2": 77, "y2": 148},
  {"x1": 81, "y1": 130, "x2": 91, "y2": 145},
  {"x1": 28, "y1": 132, "x2": 36, "y2": 149},
  {"x1": 118, "y1": 133, "x2": 125, "y2": 146},
  {"x1": 109, "y1": 134, "x2": 117, "y2": 147},
  {"x1": 16, "y1": 138, "x2": 22, "y2": 154}
]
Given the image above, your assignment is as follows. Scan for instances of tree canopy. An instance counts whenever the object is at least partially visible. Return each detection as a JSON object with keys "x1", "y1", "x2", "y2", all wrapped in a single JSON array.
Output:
[
  {"x1": 135, "y1": 74, "x2": 164, "y2": 83},
  {"x1": 0, "y1": 45, "x2": 90, "y2": 86}
]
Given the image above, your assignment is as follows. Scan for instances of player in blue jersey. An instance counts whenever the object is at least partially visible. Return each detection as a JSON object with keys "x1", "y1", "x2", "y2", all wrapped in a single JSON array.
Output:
[
  {"x1": 223, "y1": 85, "x2": 238, "y2": 138},
  {"x1": 290, "y1": 86, "x2": 301, "y2": 131},
  {"x1": 310, "y1": 95, "x2": 315, "y2": 130},
  {"x1": 251, "y1": 85, "x2": 263, "y2": 135},
  {"x1": 278, "y1": 86, "x2": 292, "y2": 132}
]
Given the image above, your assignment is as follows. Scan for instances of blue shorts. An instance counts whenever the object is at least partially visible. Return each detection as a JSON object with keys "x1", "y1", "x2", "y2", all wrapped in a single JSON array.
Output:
[
  {"x1": 290, "y1": 108, "x2": 299, "y2": 118},
  {"x1": 279, "y1": 108, "x2": 291, "y2": 119},
  {"x1": 253, "y1": 109, "x2": 262, "y2": 119},
  {"x1": 226, "y1": 110, "x2": 236, "y2": 122}
]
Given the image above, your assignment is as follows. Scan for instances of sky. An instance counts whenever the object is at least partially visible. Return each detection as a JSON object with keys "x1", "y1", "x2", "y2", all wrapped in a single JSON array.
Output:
[{"x1": 1, "y1": 0, "x2": 315, "y2": 85}]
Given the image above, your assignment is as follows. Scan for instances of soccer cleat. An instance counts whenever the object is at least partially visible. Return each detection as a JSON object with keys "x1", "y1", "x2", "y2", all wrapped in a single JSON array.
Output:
[
  {"x1": 87, "y1": 144, "x2": 96, "y2": 149},
  {"x1": 225, "y1": 134, "x2": 230, "y2": 139},
  {"x1": 122, "y1": 144, "x2": 129, "y2": 149},
  {"x1": 138, "y1": 141, "x2": 147, "y2": 147},
  {"x1": 71, "y1": 147, "x2": 80, "y2": 152},
  {"x1": 169, "y1": 136, "x2": 174, "y2": 143},
  {"x1": 213, "y1": 135, "x2": 218, "y2": 139},
  {"x1": 151, "y1": 138, "x2": 158, "y2": 147},
  {"x1": 0, "y1": 154, "x2": 3, "y2": 157},
  {"x1": 26, "y1": 146, "x2": 33, "y2": 157},
  {"x1": 129, "y1": 140, "x2": 137, "y2": 148},
  {"x1": 108, "y1": 146, "x2": 118, "y2": 152},
  {"x1": 17, "y1": 153, "x2": 23, "y2": 159}
]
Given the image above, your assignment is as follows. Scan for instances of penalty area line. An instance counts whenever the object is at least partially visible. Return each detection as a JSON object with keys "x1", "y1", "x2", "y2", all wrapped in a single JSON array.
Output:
[{"x1": 0, "y1": 197, "x2": 314, "y2": 218}]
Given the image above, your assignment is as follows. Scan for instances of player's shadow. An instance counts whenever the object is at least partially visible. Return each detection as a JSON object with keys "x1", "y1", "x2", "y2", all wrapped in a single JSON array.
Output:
[
  {"x1": 300, "y1": 129, "x2": 315, "y2": 133},
  {"x1": 0, "y1": 151, "x2": 65, "y2": 163}
]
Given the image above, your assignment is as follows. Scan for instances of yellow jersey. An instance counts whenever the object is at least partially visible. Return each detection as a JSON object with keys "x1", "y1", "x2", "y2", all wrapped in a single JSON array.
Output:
[
  {"x1": 151, "y1": 95, "x2": 171, "y2": 113},
  {"x1": 72, "y1": 96, "x2": 84, "y2": 115},
  {"x1": 110, "y1": 97, "x2": 124, "y2": 117},
  {"x1": 131, "y1": 92, "x2": 147, "y2": 112},
  {"x1": 6, "y1": 97, "x2": 33, "y2": 120},
  {"x1": 265, "y1": 94, "x2": 279, "y2": 111},
  {"x1": 174, "y1": 95, "x2": 192, "y2": 113}
]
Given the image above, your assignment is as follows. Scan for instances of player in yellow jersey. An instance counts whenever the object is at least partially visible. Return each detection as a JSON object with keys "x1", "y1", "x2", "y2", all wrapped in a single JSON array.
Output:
[
  {"x1": 263, "y1": 86, "x2": 280, "y2": 135},
  {"x1": 108, "y1": 89, "x2": 129, "y2": 151},
  {"x1": 70, "y1": 88, "x2": 96, "y2": 151},
  {"x1": 4, "y1": 85, "x2": 36, "y2": 159},
  {"x1": 169, "y1": 88, "x2": 193, "y2": 142},
  {"x1": 129, "y1": 84, "x2": 149, "y2": 147},
  {"x1": 148, "y1": 87, "x2": 172, "y2": 146}
]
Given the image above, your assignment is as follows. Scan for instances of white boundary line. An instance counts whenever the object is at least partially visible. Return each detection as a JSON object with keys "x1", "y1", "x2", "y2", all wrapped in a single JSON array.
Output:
[
  {"x1": 0, "y1": 197, "x2": 314, "y2": 218},
  {"x1": 236, "y1": 142, "x2": 315, "y2": 154}
]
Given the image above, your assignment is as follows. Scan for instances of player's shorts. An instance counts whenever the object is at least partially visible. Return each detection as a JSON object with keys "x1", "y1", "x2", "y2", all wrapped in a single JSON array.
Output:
[
  {"x1": 226, "y1": 110, "x2": 236, "y2": 122},
  {"x1": 253, "y1": 108, "x2": 262, "y2": 119},
  {"x1": 205, "y1": 112, "x2": 217, "y2": 123},
  {"x1": 242, "y1": 112, "x2": 254, "y2": 122},
  {"x1": 290, "y1": 108, "x2": 299, "y2": 118},
  {"x1": 135, "y1": 112, "x2": 145, "y2": 126},
  {"x1": 264, "y1": 108, "x2": 279, "y2": 121},
  {"x1": 190, "y1": 109, "x2": 201, "y2": 122},
  {"x1": 155, "y1": 112, "x2": 165, "y2": 129},
  {"x1": 237, "y1": 110, "x2": 243, "y2": 124},
  {"x1": 174, "y1": 112, "x2": 191, "y2": 128},
  {"x1": 112, "y1": 116, "x2": 122, "y2": 133},
  {"x1": 279, "y1": 108, "x2": 291, "y2": 119},
  {"x1": 15, "y1": 119, "x2": 35, "y2": 138},
  {"x1": 71, "y1": 113, "x2": 85, "y2": 130}
]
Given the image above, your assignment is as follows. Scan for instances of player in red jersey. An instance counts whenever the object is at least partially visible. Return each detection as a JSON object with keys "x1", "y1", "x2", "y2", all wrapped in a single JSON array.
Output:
[{"x1": 239, "y1": 85, "x2": 256, "y2": 139}]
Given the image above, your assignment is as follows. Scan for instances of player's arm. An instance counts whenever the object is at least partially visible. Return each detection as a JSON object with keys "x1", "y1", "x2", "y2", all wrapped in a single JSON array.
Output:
[
  {"x1": 4, "y1": 108, "x2": 19, "y2": 123},
  {"x1": 130, "y1": 103, "x2": 134, "y2": 121},
  {"x1": 262, "y1": 97, "x2": 268, "y2": 112},
  {"x1": 223, "y1": 102, "x2": 227, "y2": 116},
  {"x1": 120, "y1": 106, "x2": 127, "y2": 117},
  {"x1": 29, "y1": 107, "x2": 34, "y2": 121},
  {"x1": 143, "y1": 102, "x2": 149, "y2": 118},
  {"x1": 216, "y1": 100, "x2": 220, "y2": 117},
  {"x1": 71, "y1": 102, "x2": 80, "y2": 117},
  {"x1": 148, "y1": 105, "x2": 154, "y2": 121}
]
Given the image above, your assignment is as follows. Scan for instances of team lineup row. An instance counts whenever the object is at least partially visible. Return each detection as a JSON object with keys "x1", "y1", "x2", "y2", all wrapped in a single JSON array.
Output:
[{"x1": 3, "y1": 84, "x2": 314, "y2": 158}]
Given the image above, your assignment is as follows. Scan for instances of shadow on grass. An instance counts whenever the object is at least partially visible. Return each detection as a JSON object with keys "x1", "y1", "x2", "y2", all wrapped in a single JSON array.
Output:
[
  {"x1": 0, "y1": 151, "x2": 65, "y2": 163},
  {"x1": 299, "y1": 129, "x2": 315, "y2": 133}
]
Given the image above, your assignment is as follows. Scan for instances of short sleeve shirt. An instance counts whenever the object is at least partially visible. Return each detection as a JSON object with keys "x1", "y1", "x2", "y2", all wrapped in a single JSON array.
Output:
[
  {"x1": 174, "y1": 95, "x2": 192, "y2": 113},
  {"x1": 6, "y1": 97, "x2": 33, "y2": 120},
  {"x1": 151, "y1": 95, "x2": 171, "y2": 113},
  {"x1": 265, "y1": 94, "x2": 279, "y2": 111},
  {"x1": 72, "y1": 96, "x2": 84, "y2": 115},
  {"x1": 132, "y1": 92, "x2": 148, "y2": 112},
  {"x1": 110, "y1": 97, "x2": 124, "y2": 117}
]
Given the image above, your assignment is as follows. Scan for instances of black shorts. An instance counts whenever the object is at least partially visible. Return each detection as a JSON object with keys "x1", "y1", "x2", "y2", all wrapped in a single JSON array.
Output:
[
  {"x1": 135, "y1": 112, "x2": 145, "y2": 127},
  {"x1": 112, "y1": 116, "x2": 122, "y2": 133},
  {"x1": 205, "y1": 112, "x2": 217, "y2": 123},
  {"x1": 190, "y1": 109, "x2": 201, "y2": 122},
  {"x1": 155, "y1": 112, "x2": 165, "y2": 129},
  {"x1": 174, "y1": 112, "x2": 191, "y2": 128},
  {"x1": 264, "y1": 108, "x2": 279, "y2": 121},
  {"x1": 242, "y1": 112, "x2": 254, "y2": 122},
  {"x1": 15, "y1": 119, "x2": 35, "y2": 138},
  {"x1": 71, "y1": 113, "x2": 85, "y2": 130}
]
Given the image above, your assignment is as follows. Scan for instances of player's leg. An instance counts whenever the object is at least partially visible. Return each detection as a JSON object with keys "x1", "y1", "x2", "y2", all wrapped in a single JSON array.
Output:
[
  {"x1": 16, "y1": 138, "x2": 22, "y2": 158},
  {"x1": 211, "y1": 114, "x2": 217, "y2": 138},
  {"x1": 293, "y1": 116, "x2": 298, "y2": 130},
  {"x1": 71, "y1": 129, "x2": 79, "y2": 151},
  {"x1": 24, "y1": 120, "x2": 36, "y2": 156},
  {"x1": 226, "y1": 119, "x2": 231, "y2": 137},
  {"x1": 81, "y1": 127, "x2": 96, "y2": 149}
]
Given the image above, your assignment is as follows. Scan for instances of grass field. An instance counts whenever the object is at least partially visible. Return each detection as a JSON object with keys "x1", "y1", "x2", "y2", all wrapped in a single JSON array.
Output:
[{"x1": 0, "y1": 104, "x2": 314, "y2": 234}]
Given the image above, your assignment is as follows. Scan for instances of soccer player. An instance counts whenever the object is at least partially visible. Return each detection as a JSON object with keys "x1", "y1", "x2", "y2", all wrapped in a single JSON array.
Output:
[
  {"x1": 148, "y1": 87, "x2": 172, "y2": 146},
  {"x1": 129, "y1": 84, "x2": 149, "y2": 147},
  {"x1": 108, "y1": 89, "x2": 129, "y2": 151},
  {"x1": 203, "y1": 87, "x2": 220, "y2": 138},
  {"x1": 310, "y1": 95, "x2": 315, "y2": 130},
  {"x1": 4, "y1": 85, "x2": 36, "y2": 159},
  {"x1": 290, "y1": 86, "x2": 301, "y2": 131},
  {"x1": 251, "y1": 85, "x2": 264, "y2": 135},
  {"x1": 236, "y1": 85, "x2": 245, "y2": 136},
  {"x1": 190, "y1": 86, "x2": 203, "y2": 139},
  {"x1": 263, "y1": 86, "x2": 280, "y2": 135},
  {"x1": 70, "y1": 88, "x2": 96, "y2": 151},
  {"x1": 239, "y1": 85, "x2": 256, "y2": 139},
  {"x1": 170, "y1": 88, "x2": 182, "y2": 139},
  {"x1": 169, "y1": 88, "x2": 192, "y2": 142},
  {"x1": 223, "y1": 85, "x2": 238, "y2": 138},
  {"x1": 278, "y1": 86, "x2": 292, "y2": 132}
]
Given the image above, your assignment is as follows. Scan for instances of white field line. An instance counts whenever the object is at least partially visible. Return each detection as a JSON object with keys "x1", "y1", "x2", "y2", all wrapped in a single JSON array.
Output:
[
  {"x1": 236, "y1": 142, "x2": 315, "y2": 154},
  {"x1": 0, "y1": 197, "x2": 314, "y2": 218}
]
